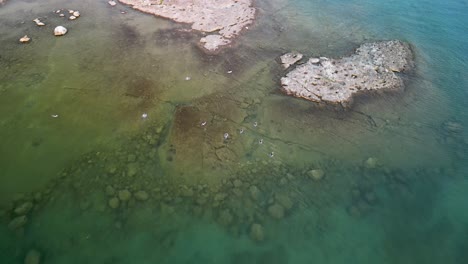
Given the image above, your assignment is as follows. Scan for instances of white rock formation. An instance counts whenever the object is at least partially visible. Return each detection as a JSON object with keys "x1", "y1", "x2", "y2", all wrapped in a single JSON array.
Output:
[
  {"x1": 280, "y1": 40, "x2": 414, "y2": 107},
  {"x1": 117, "y1": 0, "x2": 256, "y2": 52}
]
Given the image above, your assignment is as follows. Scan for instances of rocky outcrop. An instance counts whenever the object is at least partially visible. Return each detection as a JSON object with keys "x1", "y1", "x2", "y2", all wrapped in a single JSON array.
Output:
[
  {"x1": 118, "y1": 0, "x2": 255, "y2": 52},
  {"x1": 280, "y1": 40, "x2": 414, "y2": 107}
]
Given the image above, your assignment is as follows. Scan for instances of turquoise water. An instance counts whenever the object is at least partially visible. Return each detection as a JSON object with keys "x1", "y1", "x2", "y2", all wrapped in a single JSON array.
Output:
[{"x1": 1, "y1": 0, "x2": 467, "y2": 263}]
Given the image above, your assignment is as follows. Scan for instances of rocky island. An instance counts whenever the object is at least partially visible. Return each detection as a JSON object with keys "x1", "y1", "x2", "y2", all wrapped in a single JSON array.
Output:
[
  {"x1": 280, "y1": 40, "x2": 414, "y2": 107},
  {"x1": 118, "y1": 0, "x2": 256, "y2": 53}
]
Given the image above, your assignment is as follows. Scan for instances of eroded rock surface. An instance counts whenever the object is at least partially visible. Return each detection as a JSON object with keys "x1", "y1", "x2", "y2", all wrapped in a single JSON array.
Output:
[
  {"x1": 280, "y1": 40, "x2": 414, "y2": 106},
  {"x1": 118, "y1": 0, "x2": 255, "y2": 52}
]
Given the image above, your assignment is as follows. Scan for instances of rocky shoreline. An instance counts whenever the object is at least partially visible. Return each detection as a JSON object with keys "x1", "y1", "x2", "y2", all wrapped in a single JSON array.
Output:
[
  {"x1": 280, "y1": 40, "x2": 414, "y2": 107},
  {"x1": 118, "y1": 0, "x2": 256, "y2": 53}
]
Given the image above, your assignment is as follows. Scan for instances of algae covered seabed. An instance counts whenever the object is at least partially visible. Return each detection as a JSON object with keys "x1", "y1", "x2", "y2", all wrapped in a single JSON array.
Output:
[{"x1": 1, "y1": 0, "x2": 467, "y2": 263}]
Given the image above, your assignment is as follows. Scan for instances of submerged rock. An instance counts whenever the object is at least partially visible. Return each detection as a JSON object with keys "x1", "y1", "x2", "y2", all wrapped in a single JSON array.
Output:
[
  {"x1": 117, "y1": 0, "x2": 256, "y2": 52},
  {"x1": 108, "y1": 197, "x2": 120, "y2": 209},
  {"x1": 14, "y1": 202, "x2": 33, "y2": 215},
  {"x1": 24, "y1": 249, "x2": 41, "y2": 264},
  {"x1": 280, "y1": 40, "x2": 414, "y2": 107},
  {"x1": 118, "y1": 189, "x2": 132, "y2": 201},
  {"x1": 250, "y1": 223, "x2": 265, "y2": 242},
  {"x1": 268, "y1": 203, "x2": 285, "y2": 219},
  {"x1": 308, "y1": 169, "x2": 325, "y2": 181},
  {"x1": 280, "y1": 52, "x2": 303, "y2": 69},
  {"x1": 54, "y1": 26, "x2": 67, "y2": 36},
  {"x1": 8, "y1": 215, "x2": 27, "y2": 230},
  {"x1": 134, "y1": 190, "x2": 149, "y2": 201},
  {"x1": 365, "y1": 157, "x2": 378, "y2": 168}
]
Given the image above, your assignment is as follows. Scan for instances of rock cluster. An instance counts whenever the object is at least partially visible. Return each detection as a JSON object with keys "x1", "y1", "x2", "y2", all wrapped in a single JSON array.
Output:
[
  {"x1": 117, "y1": 0, "x2": 256, "y2": 52},
  {"x1": 280, "y1": 40, "x2": 414, "y2": 107}
]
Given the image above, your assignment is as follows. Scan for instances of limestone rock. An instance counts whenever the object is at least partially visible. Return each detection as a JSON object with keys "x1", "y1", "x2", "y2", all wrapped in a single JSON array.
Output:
[
  {"x1": 308, "y1": 169, "x2": 325, "y2": 181},
  {"x1": 134, "y1": 190, "x2": 149, "y2": 201},
  {"x1": 280, "y1": 52, "x2": 303, "y2": 69},
  {"x1": 108, "y1": 197, "x2": 120, "y2": 209},
  {"x1": 118, "y1": 189, "x2": 132, "y2": 201},
  {"x1": 250, "y1": 223, "x2": 265, "y2": 242},
  {"x1": 117, "y1": 0, "x2": 256, "y2": 52},
  {"x1": 8, "y1": 215, "x2": 27, "y2": 230},
  {"x1": 24, "y1": 249, "x2": 41, "y2": 264},
  {"x1": 33, "y1": 18, "x2": 45, "y2": 26},
  {"x1": 268, "y1": 203, "x2": 285, "y2": 219},
  {"x1": 19, "y1": 35, "x2": 31, "y2": 43},
  {"x1": 280, "y1": 40, "x2": 414, "y2": 107},
  {"x1": 200, "y1": 35, "x2": 231, "y2": 52},
  {"x1": 54, "y1": 26, "x2": 67, "y2": 36},
  {"x1": 14, "y1": 202, "x2": 33, "y2": 215}
]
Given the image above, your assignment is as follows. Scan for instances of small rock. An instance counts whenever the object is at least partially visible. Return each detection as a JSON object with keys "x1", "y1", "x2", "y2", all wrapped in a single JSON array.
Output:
[
  {"x1": 54, "y1": 26, "x2": 67, "y2": 36},
  {"x1": 310, "y1": 58, "x2": 320, "y2": 64},
  {"x1": 268, "y1": 203, "x2": 285, "y2": 219},
  {"x1": 308, "y1": 169, "x2": 325, "y2": 181},
  {"x1": 33, "y1": 19, "x2": 45, "y2": 26},
  {"x1": 24, "y1": 249, "x2": 41, "y2": 264},
  {"x1": 250, "y1": 223, "x2": 265, "y2": 242},
  {"x1": 69, "y1": 16, "x2": 76, "y2": 20},
  {"x1": 59, "y1": 14, "x2": 65, "y2": 17},
  {"x1": 105, "y1": 185, "x2": 115, "y2": 196},
  {"x1": 108, "y1": 197, "x2": 119, "y2": 209},
  {"x1": 19, "y1": 35, "x2": 31, "y2": 43},
  {"x1": 365, "y1": 157, "x2": 378, "y2": 168},
  {"x1": 73, "y1": 11, "x2": 80, "y2": 17},
  {"x1": 108, "y1": 0, "x2": 117, "y2": 6},
  {"x1": 14, "y1": 202, "x2": 33, "y2": 215},
  {"x1": 134, "y1": 190, "x2": 149, "y2": 201},
  {"x1": 118, "y1": 189, "x2": 132, "y2": 201},
  {"x1": 8, "y1": 215, "x2": 28, "y2": 230}
]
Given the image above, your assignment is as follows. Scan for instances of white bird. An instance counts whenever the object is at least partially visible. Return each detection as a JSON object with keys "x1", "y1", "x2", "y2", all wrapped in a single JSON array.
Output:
[
  {"x1": 259, "y1": 139, "x2": 263, "y2": 144},
  {"x1": 269, "y1": 152, "x2": 274, "y2": 158},
  {"x1": 239, "y1": 128, "x2": 244, "y2": 134},
  {"x1": 51, "y1": 114, "x2": 59, "y2": 118},
  {"x1": 200, "y1": 121, "x2": 207, "y2": 126},
  {"x1": 253, "y1": 121, "x2": 258, "y2": 127},
  {"x1": 223, "y1": 133, "x2": 229, "y2": 140},
  {"x1": 141, "y1": 113, "x2": 148, "y2": 119}
]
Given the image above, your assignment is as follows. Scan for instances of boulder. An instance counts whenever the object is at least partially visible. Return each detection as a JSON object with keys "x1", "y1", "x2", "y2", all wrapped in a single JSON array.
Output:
[
  {"x1": 118, "y1": 189, "x2": 132, "y2": 201},
  {"x1": 365, "y1": 157, "x2": 378, "y2": 168},
  {"x1": 14, "y1": 202, "x2": 33, "y2": 215},
  {"x1": 54, "y1": 26, "x2": 67, "y2": 36},
  {"x1": 108, "y1": 197, "x2": 120, "y2": 209},
  {"x1": 250, "y1": 223, "x2": 265, "y2": 242},
  {"x1": 24, "y1": 249, "x2": 41, "y2": 264},
  {"x1": 134, "y1": 190, "x2": 149, "y2": 201},
  {"x1": 268, "y1": 203, "x2": 285, "y2": 219},
  {"x1": 308, "y1": 169, "x2": 325, "y2": 181},
  {"x1": 8, "y1": 215, "x2": 28, "y2": 230}
]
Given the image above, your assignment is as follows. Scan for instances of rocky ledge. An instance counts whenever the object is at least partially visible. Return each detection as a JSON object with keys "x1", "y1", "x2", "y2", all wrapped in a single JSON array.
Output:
[
  {"x1": 280, "y1": 40, "x2": 414, "y2": 107},
  {"x1": 118, "y1": 0, "x2": 255, "y2": 53}
]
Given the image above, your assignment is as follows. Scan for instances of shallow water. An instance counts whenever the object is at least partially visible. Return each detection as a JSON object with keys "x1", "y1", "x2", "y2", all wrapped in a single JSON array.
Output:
[{"x1": 0, "y1": 0, "x2": 467, "y2": 263}]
